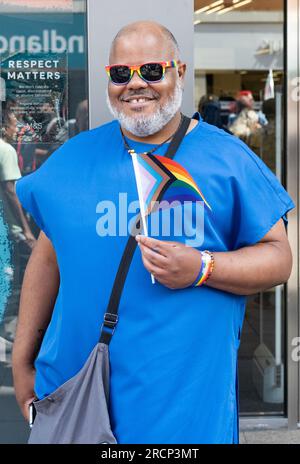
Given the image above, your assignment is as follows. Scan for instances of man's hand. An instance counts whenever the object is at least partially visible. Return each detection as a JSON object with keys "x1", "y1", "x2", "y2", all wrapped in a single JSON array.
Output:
[
  {"x1": 136, "y1": 235, "x2": 202, "y2": 289},
  {"x1": 13, "y1": 364, "x2": 36, "y2": 422}
]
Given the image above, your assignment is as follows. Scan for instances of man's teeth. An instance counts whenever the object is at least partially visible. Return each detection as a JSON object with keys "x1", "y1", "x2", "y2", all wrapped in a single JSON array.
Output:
[{"x1": 130, "y1": 98, "x2": 149, "y2": 103}]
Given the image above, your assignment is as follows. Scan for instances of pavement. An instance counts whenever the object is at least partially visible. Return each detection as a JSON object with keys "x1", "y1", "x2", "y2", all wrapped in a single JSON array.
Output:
[{"x1": 240, "y1": 429, "x2": 300, "y2": 445}]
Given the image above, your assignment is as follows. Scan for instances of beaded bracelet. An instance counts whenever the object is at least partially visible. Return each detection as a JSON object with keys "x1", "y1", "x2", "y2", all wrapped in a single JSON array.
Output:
[
  {"x1": 203, "y1": 250, "x2": 215, "y2": 285},
  {"x1": 192, "y1": 250, "x2": 215, "y2": 287}
]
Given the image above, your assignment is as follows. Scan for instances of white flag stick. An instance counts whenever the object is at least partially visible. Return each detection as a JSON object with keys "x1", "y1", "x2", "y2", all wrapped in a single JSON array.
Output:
[{"x1": 131, "y1": 152, "x2": 155, "y2": 285}]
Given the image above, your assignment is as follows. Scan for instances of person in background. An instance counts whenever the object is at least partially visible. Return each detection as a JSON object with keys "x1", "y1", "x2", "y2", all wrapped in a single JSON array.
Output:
[
  {"x1": 15, "y1": 115, "x2": 40, "y2": 175},
  {"x1": 261, "y1": 98, "x2": 276, "y2": 172},
  {"x1": 55, "y1": 99, "x2": 89, "y2": 143},
  {"x1": 5, "y1": 98, "x2": 42, "y2": 175},
  {"x1": 33, "y1": 99, "x2": 60, "y2": 168},
  {"x1": 75, "y1": 99, "x2": 89, "y2": 134},
  {"x1": 0, "y1": 111, "x2": 36, "y2": 349},
  {"x1": 198, "y1": 94, "x2": 232, "y2": 134},
  {"x1": 198, "y1": 94, "x2": 222, "y2": 127},
  {"x1": 0, "y1": 111, "x2": 36, "y2": 248},
  {"x1": 228, "y1": 90, "x2": 268, "y2": 148}
]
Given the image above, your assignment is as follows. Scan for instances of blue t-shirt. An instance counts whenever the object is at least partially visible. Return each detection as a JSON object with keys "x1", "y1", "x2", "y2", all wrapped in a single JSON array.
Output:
[{"x1": 15, "y1": 115, "x2": 295, "y2": 444}]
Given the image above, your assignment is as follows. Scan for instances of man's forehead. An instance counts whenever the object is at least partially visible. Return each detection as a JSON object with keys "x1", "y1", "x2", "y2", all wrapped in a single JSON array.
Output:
[{"x1": 110, "y1": 30, "x2": 173, "y2": 64}]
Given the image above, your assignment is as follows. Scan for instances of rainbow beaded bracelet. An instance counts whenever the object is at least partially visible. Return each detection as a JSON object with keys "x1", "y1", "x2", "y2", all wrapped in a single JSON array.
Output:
[{"x1": 192, "y1": 250, "x2": 215, "y2": 287}]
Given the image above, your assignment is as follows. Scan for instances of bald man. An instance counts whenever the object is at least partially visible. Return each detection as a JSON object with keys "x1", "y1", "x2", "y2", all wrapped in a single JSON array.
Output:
[{"x1": 13, "y1": 21, "x2": 294, "y2": 444}]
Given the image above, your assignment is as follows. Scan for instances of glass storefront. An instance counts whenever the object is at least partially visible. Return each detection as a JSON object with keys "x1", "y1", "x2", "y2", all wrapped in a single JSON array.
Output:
[
  {"x1": 0, "y1": 0, "x2": 298, "y2": 444},
  {"x1": 0, "y1": 0, "x2": 88, "y2": 443},
  {"x1": 194, "y1": 0, "x2": 286, "y2": 415}
]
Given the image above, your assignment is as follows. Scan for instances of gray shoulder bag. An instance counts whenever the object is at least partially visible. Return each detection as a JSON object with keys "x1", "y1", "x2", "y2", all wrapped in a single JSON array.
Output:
[{"x1": 28, "y1": 115, "x2": 191, "y2": 444}]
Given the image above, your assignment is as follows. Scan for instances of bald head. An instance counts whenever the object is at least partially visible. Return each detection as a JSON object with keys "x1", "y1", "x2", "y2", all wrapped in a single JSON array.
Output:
[
  {"x1": 109, "y1": 21, "x2": 180, "y2": 63},
  {"x1": 106, "y1": 21, "x2": 185, "y2": 138}
]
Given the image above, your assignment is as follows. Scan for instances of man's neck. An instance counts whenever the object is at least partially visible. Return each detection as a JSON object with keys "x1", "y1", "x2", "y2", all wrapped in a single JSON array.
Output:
[{"x1": 121, "y1": 111, "x2": 183, "y2": 145}]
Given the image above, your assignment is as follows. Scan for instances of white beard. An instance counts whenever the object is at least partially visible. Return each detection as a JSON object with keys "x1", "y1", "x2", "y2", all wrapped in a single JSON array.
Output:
[{"x1": 106, "y1": 79, "x2": 184, "y2": 137}]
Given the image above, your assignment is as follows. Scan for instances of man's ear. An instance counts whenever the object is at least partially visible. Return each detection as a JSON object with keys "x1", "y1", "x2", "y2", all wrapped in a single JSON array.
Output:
[{"x1": 178, "y1": 62, "x2": 186, "y2": 80}]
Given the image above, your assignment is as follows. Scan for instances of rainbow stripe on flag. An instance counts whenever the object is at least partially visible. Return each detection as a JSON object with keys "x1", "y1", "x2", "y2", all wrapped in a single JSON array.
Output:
[{"x1": 132, "y1": 152, "x2": 211, "y2": 216}]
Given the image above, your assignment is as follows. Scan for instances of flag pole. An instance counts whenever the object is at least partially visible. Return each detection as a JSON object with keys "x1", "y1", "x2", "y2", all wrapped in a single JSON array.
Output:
[{"x1": 130, "y1": 151, "x2": 155, "y2": 284}]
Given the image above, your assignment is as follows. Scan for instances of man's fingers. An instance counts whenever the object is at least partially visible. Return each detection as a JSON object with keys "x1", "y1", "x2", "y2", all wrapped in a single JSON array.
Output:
[
  {"x1": 136, "y1": 235, "x2": 178, "y2": 257},
  {"x1": 137, "y1": 235, "x2": 165, "y2": 252},
  {"x1": 140, "y1": 244, "x2": 168, "y2": 267},
  {"x1": 141, "y1": 254, "x2": 167, "y2": 278},
  {"x1": 22, "y1": 398, "x2": 35, "y2": 421}
]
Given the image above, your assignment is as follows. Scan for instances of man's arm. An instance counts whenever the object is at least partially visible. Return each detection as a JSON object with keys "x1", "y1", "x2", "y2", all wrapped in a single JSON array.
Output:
[
  {"x1": 12, "y1": 231, "x2": 60, "y2": 421},
  {"x1": 204, "y1": 218, "x2": 292, "y2": 295},
  {"x1": 136, "y1": 218, "x2": 293, "y2": 295}
]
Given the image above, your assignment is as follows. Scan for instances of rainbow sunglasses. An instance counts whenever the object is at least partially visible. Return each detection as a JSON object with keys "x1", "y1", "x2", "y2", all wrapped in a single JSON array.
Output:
[{"x1": 105, "y1": 60, "x2": 178, "y2": 85}]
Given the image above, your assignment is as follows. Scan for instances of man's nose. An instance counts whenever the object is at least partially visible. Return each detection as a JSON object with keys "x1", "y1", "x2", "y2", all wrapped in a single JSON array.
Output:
[{"x1": 127, "y1": 70, "x2": 148, "y2": 89}]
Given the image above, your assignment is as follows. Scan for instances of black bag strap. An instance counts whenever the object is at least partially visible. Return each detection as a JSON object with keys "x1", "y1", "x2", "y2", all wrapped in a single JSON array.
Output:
[{"x1": 100, "y1": 115, "x2": 191, "y2": 345}]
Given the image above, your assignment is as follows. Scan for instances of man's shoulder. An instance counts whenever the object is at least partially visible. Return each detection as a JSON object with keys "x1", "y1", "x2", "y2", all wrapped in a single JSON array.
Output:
[
  {"x1": 192, "y1": 118, "x2": 270, "y2": 175},
  {"x1": 199, "y1": 121, "x2": 251, "y2": 154},
  {"x1": 192, "y1": 118, "x2": 245, "y2": 153},
  {"x1": 68, "y1": 119, "x2": 119, "y2": 145},
  {"x1": 50, "y1": 119, "x2": 118, "y2": 151},
  {"x1": 191, "y1": 113, "x2": 234, "y2": 144},
  {"x1": 37, "y1": 119, "x2": 119, "y2": 168}
]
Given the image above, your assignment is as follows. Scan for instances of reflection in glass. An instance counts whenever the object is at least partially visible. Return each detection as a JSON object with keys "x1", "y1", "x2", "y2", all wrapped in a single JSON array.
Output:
[
  {"x1": 0, "y1": 0, "x2": 88, "y2": 443},
  {"x1": 194, "y1": 0, "x2": 285, "y2": 415}
]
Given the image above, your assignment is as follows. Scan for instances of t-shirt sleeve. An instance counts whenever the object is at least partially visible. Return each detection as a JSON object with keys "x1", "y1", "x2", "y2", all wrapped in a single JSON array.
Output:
[
  {"x1": 15, "y1": 131, "x2": 89, "y2": 242},
  {"x1": 15, "y1": 170, "x2": 51, "y2": 239},
  {"x1": 0, "y1": 144, "x2": 22, "y2": 181},
  {"x1": 14, "y1": 138, "x2": 67, "y2": 241},
  {"x1": 231, "y1": 139, "x2": 295, "y2": 249}
]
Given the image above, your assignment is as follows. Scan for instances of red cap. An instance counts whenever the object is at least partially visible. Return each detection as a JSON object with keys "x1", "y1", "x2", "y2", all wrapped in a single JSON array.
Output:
[{"x1": 237, "y1": 90, "x2": 253, "y2": 98}]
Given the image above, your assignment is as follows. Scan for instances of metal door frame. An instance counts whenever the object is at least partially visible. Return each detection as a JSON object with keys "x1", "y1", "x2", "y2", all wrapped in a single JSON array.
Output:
[
  {"x1": 234, "y1": 0, "x2": 300, "y2": 432},
  {"x1": 286, "y1": 0, "x2": 300, "y2": 430}
]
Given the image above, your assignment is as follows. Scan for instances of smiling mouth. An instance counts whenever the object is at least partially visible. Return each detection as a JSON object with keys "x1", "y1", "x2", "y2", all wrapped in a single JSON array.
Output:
[
  {"x1": 126, "y1": 98, "x2": 153, "y2": 104},
  {"x1": 121, "y1": 95, "x2": 157, "y2": 104}
]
